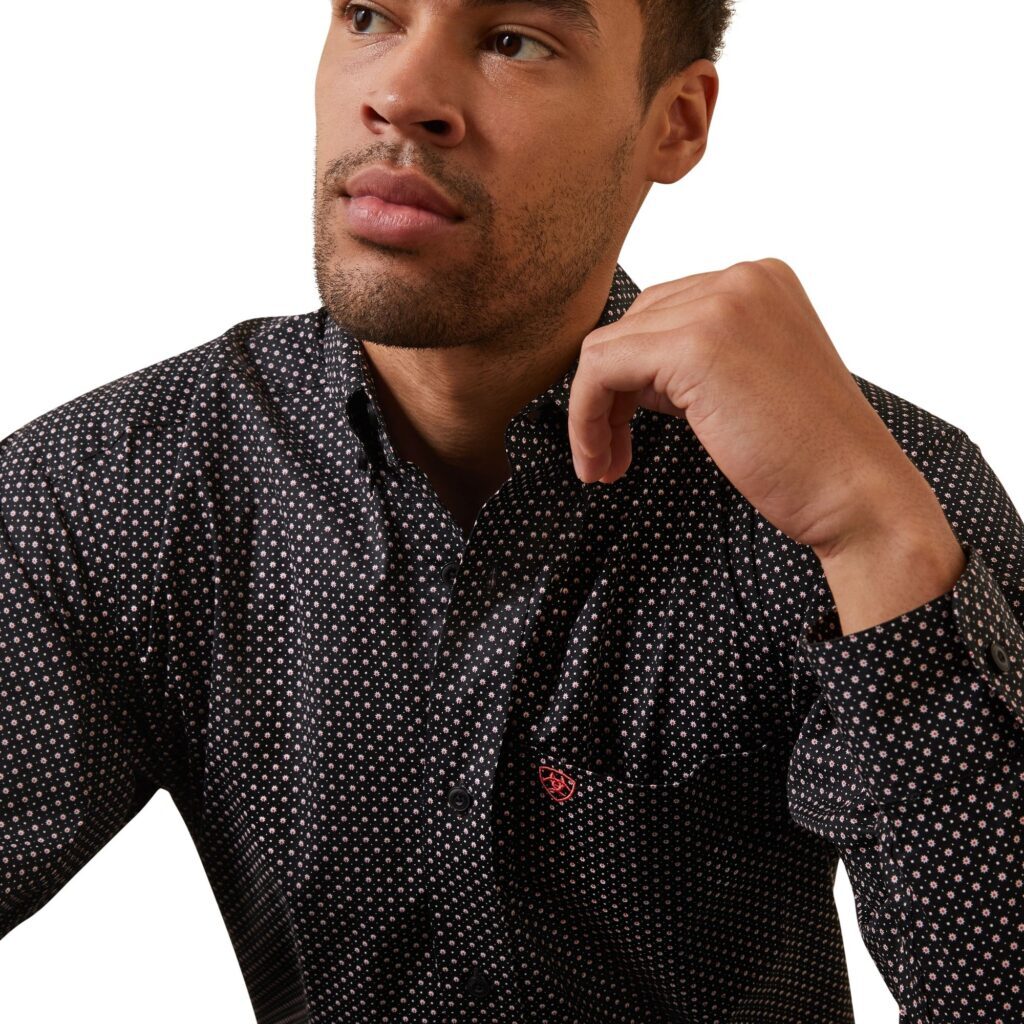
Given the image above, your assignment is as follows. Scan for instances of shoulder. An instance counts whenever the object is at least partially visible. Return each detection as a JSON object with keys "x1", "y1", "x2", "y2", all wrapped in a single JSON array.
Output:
[{"x1": 0, "y1": 308, "x2": 324, "y2": 489}]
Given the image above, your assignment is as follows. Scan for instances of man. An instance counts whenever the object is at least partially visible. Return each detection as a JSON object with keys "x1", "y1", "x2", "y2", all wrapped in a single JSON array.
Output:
[{"x1": 1, "y1": 1, "x2": 1021, "y2": 1022}]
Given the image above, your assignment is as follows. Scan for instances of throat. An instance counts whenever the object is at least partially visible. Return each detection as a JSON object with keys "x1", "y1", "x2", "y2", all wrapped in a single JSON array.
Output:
[{"x1": 427, "y1": 454, "x2": 513, "y2": 542}]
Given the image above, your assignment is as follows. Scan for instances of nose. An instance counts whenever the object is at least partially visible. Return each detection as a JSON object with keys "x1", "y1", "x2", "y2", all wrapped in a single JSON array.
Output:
[{"x1": 360, "y1": 31, "x2": 466, "y2": 148}]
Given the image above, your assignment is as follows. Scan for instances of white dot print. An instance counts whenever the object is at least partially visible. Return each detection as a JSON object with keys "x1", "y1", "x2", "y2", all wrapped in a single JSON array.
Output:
[{"x1": 1, "y1": 265, "x2": 1022, "y2": 1022}]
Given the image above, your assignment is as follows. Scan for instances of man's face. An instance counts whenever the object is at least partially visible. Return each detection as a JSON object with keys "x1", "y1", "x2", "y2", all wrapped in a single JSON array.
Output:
[{"x1": 313, "y1": 0, "x2": 652, "y2": 353}]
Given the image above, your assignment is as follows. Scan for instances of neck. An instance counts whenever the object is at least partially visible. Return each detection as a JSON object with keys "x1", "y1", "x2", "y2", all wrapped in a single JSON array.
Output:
[{"x1": 359, "y1": 261, "x2": 618, "y2": 478}]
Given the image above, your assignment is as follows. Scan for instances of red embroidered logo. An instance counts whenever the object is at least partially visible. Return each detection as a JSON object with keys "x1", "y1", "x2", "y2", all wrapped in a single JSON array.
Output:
[{"x1": 538, "y1": 764, "x2": 576, "y2": 802}]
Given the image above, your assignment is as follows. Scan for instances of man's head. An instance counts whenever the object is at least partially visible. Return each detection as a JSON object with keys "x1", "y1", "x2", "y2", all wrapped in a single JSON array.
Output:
[{"x1": 313, "y1": 0, "x2": 732, "y2": 357}]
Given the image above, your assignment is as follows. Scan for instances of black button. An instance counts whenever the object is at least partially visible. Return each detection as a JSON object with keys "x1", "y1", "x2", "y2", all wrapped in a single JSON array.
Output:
[
  {"x1": 356, "y1": 454, "x2": 369, "y2": 471},
  {"x1": 465, "y1": 967, "x2": 495, "y2": 998},
  {"x1": 988, "y1": 640, "x2": 1010, "y2": 674},
  {"x1": 526, "y1": 399, "x2": 558, "y2": 424},
  {"x1": 440, "y1": 560, "x2": 458, "y2": 586},
  {"x1": 447, "y1": 785, "x2": 473, "y2": 813}
]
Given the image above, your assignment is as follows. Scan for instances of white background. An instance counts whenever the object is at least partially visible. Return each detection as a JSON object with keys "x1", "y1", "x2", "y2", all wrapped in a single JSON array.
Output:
[{"x1": 1, "y1": 2, "x2": 1022, "y2": 1021}]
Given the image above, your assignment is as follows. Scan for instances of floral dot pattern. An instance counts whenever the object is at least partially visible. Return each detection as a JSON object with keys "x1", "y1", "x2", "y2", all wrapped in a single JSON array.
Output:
[{"x1": 1, "y1": 265, "x2": 1021, "y2": 1023}]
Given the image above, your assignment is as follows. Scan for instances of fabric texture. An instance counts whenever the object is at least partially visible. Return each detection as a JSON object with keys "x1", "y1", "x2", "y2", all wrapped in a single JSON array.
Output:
[{"x1": 1, "y1": 264, "x2": 1021, "y2": 1023}]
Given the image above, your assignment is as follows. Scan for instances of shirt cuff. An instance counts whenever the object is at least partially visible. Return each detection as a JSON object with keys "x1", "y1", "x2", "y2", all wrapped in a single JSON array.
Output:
[{"x1": 796, "y1": 541, "x2": 1024, "y2": 807}]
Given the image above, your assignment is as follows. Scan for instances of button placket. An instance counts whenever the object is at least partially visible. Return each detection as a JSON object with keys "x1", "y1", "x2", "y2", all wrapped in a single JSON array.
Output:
[
  {"x1": 416, "y1": 536, "x2": 518, "y2": 1014},
  {"x1": 412, "y1": 424, "x2": 588, "y2": 1021}
]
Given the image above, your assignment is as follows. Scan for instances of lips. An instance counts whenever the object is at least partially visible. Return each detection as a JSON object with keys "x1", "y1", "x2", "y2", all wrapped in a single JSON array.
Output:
[{"x1": 342, "y1": 167, "x2": 463, "y2": 220}]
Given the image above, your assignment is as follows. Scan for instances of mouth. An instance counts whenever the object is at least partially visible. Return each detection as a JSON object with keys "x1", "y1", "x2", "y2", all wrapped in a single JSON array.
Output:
[
  {"x1": 340, "y1": 190, "x2": 461, "y2": 220},
  {"x1": 340, "y1": 164, "x2": 466, "y2": 219},
  {"x1": 338, "y1": 192, "x2": 464, "y2": 246}
]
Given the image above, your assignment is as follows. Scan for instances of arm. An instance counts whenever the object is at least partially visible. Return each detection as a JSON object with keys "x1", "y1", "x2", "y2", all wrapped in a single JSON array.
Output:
[
  {"x1": 0, "y1": 460, "x2": 160, "y2": 940},
  {"x1": 788, "y1": 427, "x2": 1024, "y2": 1022}
]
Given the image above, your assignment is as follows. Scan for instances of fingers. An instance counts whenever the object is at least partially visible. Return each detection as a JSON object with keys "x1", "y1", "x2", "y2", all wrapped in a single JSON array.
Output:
[
  {"x1": 569, "y1": 329, "x2": 682, "y2": 483},
  {"x1": 626, "y1": 269, "x2": 722, "y2": 316},
  {"x1": 569, "y1": 260, "x2": 799, "y2": 485}
]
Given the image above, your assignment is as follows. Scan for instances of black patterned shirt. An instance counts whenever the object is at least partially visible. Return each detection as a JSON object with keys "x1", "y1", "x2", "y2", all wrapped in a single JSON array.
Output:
[{"x1": 1, "y1": 265, "x2": 1022, "y2": 1023}]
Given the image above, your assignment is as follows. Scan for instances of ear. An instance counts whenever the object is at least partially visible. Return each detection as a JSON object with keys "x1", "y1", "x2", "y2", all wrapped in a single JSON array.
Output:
[{"x1": 643, "y1": 59, "x2": 719, "y2": 186}]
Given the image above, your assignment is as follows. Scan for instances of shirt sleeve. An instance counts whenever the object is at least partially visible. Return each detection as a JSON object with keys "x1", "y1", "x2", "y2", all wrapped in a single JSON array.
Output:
[
  {"x1": 0, "y1": 461, "x2": 161, "y2": 941},
  {"x1": 787, "y1": 426, "x2": 1024, "y2": 1023}
]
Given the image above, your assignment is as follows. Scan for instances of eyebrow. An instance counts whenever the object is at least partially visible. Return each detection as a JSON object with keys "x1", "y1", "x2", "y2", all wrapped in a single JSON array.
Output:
[{"x1": 461, "y1": 0, "x2": 601, "y2": 41}]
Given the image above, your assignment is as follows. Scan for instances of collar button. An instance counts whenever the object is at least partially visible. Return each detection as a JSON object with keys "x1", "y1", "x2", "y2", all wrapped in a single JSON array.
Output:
[{"x1": 527, "y1": 398, "x2": 558, "y2": 424}]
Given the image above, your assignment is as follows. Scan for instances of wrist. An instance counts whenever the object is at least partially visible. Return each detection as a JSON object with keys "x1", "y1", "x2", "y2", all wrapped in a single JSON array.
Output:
[{"x1": 813, "y1": 505, "x2": 967, "y2": 637}]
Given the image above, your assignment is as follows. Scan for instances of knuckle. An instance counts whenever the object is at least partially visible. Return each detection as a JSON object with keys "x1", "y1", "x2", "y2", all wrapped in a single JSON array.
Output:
[
  {"x1": 581, "y1": 321, "x2": 619, "y2": 349},
  {"x1": 706, "y1": 290, "x2": 742, "y2": 321},
  {"x1": 727, "y1": 258, "x2": 791, "y2": 292},
  {"x1": 634, "y1": 279, "x2": 677, "y2": 309},
  {"x1": 725, "y1": 260, "x2": 764, "y2": 287},
  {"x1": 639, "y1": 280, "x2": 673, "y2": 301},
  {"x1": 577, "y1": 338, "x2": 606, "y2": 367},
  {"x1": 759, "y1": 256, "x2": 796, "y2": 281}
]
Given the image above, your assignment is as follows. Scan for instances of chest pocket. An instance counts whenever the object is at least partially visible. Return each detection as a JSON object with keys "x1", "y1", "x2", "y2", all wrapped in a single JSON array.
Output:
[
  {"x1": 491, "y1": 735, "x2": 801, "y2": 1023},
  {"x1": 520, "y1": 649, "x2": 792, "y2": 793}
]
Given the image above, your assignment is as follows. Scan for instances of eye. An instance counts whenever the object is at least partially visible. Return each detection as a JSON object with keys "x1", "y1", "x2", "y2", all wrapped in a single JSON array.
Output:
[
  {"x1": 339, "y1": 2, "x2": 393, "y2": 34},
  {"x1": 485, "y1": 28, "x2": 555, "y2": 62},
  {"x1": 339, "y1": 3, "x2": 555, "y2": 61}
]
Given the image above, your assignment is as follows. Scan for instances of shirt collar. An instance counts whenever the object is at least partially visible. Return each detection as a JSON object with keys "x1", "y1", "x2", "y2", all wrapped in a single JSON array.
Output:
[{"x1": 320, "y1": 262, "x2": 641, "y2": 462}]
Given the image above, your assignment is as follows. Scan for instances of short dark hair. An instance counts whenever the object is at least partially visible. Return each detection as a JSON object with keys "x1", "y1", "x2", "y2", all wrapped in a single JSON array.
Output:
[{"x1": 634, "y1": 0, "x2": 737, "y2": 115}]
